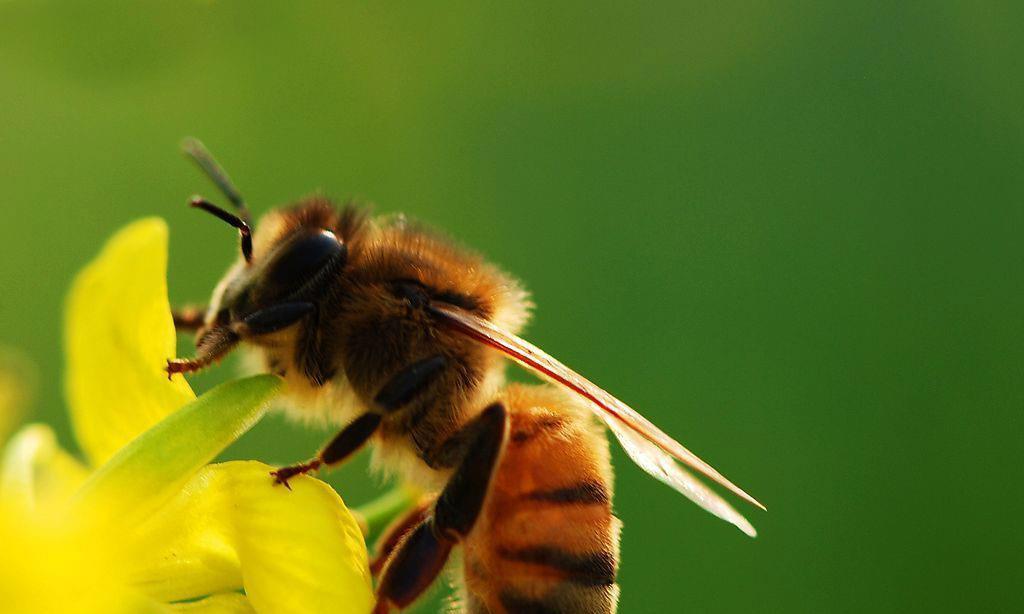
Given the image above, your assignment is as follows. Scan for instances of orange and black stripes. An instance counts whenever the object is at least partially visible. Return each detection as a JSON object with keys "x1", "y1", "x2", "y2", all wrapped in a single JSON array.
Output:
[
  {"x1": 497, "y1": 545, "x2": 617, "y2": 587},
  {"x1": 524, "y1": 480, "x2": 610, "y2": 506},
  {"x1": 460, "y1": 384, "x2": 620, "y2": 614},
  {"x1": 498, "y1": 590, "x2": 560, "y2": 614},
  {"x1": 509, "y1": 414, "x2": 567, "y2": 444}
]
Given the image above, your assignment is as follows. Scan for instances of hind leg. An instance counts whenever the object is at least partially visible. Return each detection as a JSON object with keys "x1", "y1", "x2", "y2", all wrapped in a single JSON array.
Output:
[
  {"x1": 370, "y1": 497, "x2": 434, "y2": 577},
  {"x1": 374, "y1": 403, "x2": 507, "y2": 613}
]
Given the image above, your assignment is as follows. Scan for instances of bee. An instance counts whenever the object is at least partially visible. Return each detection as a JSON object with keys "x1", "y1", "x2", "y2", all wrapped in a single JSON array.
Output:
[{"x1": 168, "y1": 139, "x2": 764, "y2": 614}]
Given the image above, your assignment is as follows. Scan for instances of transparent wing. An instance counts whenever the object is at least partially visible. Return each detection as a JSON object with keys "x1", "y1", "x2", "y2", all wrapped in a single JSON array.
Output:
[
  {"x1": 429, "y1": 304, "x2": 763, "y2": 535},
  {"x1": 604, "y1": 416, "x2": 756, "y2": 536}
]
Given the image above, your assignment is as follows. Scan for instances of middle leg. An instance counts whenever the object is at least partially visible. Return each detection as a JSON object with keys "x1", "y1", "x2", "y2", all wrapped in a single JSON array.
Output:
[
  {"x1": 271, "y1": 411, "x2": 382, "y2": 488},
  {"x1": 270, "y1": 352, "x2": 449, "y2": 486},
  {"x1": 167, "y1": 301, "x2": 315, "y2": 378}
]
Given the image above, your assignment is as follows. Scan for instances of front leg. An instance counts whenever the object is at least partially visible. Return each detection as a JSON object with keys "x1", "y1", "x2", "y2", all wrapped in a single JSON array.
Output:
[
  {"x1": 374, "y1": 403, "x2": 508, "y2": 613},
  {"x1": 167, "y1": 301, "x2": 315, "y2": 378},
  {"x1": 271, "y1": 411, "x2": 383, "y2": 489},
  {"x1": 166, "y1": 326, "x2": 239, "y2": 378}
]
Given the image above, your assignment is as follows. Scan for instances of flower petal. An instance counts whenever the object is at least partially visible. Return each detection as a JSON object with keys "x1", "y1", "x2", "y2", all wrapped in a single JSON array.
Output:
[
  {"x1": 130, "y1": 461, "x2": 374, "y2": 614},
  {"x1": 65, "y1": 218, "x2": 196, "y2": 466},
  {"x1": 1, "y1": 424, "x2": 89, "y2": 510},
  {"x1": 74, "y1": 375, "x2": 280, "y2": 527},
  {"x1": 0, "y1": 499, "x2": 158, "y2": 614}
]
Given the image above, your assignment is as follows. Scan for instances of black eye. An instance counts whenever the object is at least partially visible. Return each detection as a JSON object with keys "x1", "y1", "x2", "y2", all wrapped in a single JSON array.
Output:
[{"x1": 265, "y1": 230, "x2": 346, "y2": 288}]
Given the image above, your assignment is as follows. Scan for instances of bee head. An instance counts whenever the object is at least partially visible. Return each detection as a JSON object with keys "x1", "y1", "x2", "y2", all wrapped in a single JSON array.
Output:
[
  {"x1": 179, "y1": 139, "x2": 349, "y2": 336},
  {"x1": 199, "y1": 204, "x2": 347, "y2": 331}
]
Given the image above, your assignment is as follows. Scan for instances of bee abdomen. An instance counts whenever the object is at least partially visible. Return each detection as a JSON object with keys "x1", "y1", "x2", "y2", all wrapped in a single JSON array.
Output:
[
  {"x1": 460, "y1": 385, "x2": 621, "y2": 614},
  {"x1": 496, "y1": 583, "x2": 620, "y2": 614},
  {"x1": 496, "y1": 545, "x2": 617, "y2": 587},
  {"x1": 465, "y1": 543, "x2": 620, "y2": 614},
  {"x1": 523, "y1": 480, "x2": 611, "y2": 506}
]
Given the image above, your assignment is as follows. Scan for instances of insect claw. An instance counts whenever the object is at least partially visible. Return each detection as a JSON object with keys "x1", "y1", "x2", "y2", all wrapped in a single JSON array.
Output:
[
  {"x1": 270, "y1": 469, "x2": 293, "y2": 490},
  {"x1": 164, "y1": 358, "x2": 189, "y2": 380},
  {"x1": 166, "y1": 357, "x2": 202, "y2": 379},
  {"x1": 270, "y1": 459, "x2": 322, "y2": 490}
]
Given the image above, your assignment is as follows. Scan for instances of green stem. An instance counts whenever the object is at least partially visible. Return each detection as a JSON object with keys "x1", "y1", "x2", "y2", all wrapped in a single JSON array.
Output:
[{"x1": 354, "y1": 483, "x2": 421, "y2": 537}]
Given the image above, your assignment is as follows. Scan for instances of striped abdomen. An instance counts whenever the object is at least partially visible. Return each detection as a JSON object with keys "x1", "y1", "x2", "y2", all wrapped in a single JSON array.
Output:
[{"x1": 461, "y1": 384, "x2": 621, "y2": 613}]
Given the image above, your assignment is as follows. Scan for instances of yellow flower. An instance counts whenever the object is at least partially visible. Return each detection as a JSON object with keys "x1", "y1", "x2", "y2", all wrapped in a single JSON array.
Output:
[{"x1": 0, "y1": 219, "x2": 374, "y2": 614}]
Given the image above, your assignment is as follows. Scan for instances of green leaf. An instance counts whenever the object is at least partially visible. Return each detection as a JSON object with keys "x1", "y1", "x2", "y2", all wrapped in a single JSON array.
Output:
[
  {"x1": 168, "y1": 595, "x2": 255, "y2": 613},
  {"x1": 74, "y1": 375, "x2": 280, "y2": 527}
]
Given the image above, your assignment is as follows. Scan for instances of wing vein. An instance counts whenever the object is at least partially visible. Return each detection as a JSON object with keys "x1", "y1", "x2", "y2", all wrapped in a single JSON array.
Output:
[{"x1": 429, "y1": 304, "x2": 765, "y2": 524}]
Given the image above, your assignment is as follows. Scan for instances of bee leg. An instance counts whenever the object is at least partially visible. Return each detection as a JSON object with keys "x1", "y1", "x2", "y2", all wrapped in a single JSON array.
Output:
[
  {"x1": 372, "y1": 519, "x2": 451, "y2": 614},
  {"x1": 298, "y1": 310, "x2": 334, "y2": 387},
  {"x1": 271, "y1": 412, "x2": 382, "y2": 488},
  {"x1": 369, "y1": 497, "x2": 434, "y2": 577},
  {"x1": 373, "y1": 355, "x2": 448, "y2": 412},
  {"x1": 168, "y1": 302, "x2": 314, "y2": 380},
  {"x1": 171, "y1": 305, "x2": 206, "y2": 331},
  {"x1": 233, "y1": 302, "x2": 333, "y2": 386},
  {"x1": 165, "y1": 326, "x2": 239, "y2": 378},
  {"x1": 276, "y1": 353, "x2": 449, "y2": 487},
  {"x1": 235, "y1": 301, "x2": 315, "y2": 336},
  {"x1": 432, "y1": 402, "x2": 507, "y2": 538},
  {"x1": 375, "y1": 403, "x2": 507, "y2": 613}
]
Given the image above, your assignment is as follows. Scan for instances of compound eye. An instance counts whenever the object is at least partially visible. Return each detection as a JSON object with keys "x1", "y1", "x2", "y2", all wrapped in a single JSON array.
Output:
[{"x1": 265, "y1": 229, "x2": 346, "y2": 288}]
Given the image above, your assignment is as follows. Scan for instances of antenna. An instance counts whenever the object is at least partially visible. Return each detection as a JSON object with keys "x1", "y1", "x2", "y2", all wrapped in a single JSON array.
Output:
[
  {"x1": 181, "y1": 137, "x2": 251, "y2": 225},
  {"x1": 190, "y1": 196, "x2": 253, "y2": 263}
]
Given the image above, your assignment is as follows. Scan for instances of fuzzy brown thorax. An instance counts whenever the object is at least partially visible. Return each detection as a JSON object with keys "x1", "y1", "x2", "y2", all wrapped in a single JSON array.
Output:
[{"x1": 206, "y1": 198, "x2": 531, "y2": 484}]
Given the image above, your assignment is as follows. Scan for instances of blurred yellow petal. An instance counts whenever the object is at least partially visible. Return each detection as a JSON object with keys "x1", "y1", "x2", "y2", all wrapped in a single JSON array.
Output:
[
  {"x1": 169, "y1": 594, "x2": 255, "y2": 613},
  {"x1": 0, "y1": 502, "x2": 156, "y2": 614},
  {"x1": 1, "y1": 424, "x2": 88, "y2": 510},
  {"x1": 131, "y1": 461, "x2": 373, "y2": 614},
  {"x1": 75, "y1": 375, "x2": 280, "y2": 528},
  {"x1": 65, "y1": 217, "x2": 195, "y2": 466}
]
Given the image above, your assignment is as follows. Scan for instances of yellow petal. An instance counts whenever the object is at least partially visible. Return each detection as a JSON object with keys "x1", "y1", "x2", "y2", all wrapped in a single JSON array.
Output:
[
  {"x1": 1, "y1": 424, "x2": 89, "y2": 510},
  {"x1": 65, "y1": 218, "x2": 196, "y2": 466},
  {"x1": 130, "y1": 461, "x2": 374, "y2": 614},
  {"x1": 169, "y1": 594, "x2": 255, "y2": 613},
  {"x1": 0, "y1": 500, "x2": 158, "y2": 614},
  {"x1": 74, "y1": 375, "x2": 280, "y2": 528}
]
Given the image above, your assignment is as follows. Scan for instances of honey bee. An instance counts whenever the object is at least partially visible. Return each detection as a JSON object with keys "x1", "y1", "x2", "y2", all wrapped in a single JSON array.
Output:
[{"x1": 168, "y1": 139, "x2": 764, "y2": 614}]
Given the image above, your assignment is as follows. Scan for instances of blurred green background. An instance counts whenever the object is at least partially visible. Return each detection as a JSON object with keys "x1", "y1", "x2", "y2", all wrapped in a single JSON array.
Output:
[{"x1": 2, "y1": 1, "x2": 1022, "y2": 612}]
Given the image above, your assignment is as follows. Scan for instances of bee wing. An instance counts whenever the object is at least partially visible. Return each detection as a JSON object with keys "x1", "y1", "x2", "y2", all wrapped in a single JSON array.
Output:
[
  {"x1": 604, "y1": 414, "x2": 756, "y2": 536},
  {"x1": 429, "y1": 304, "x2": 763, "y2": 535}
]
